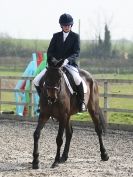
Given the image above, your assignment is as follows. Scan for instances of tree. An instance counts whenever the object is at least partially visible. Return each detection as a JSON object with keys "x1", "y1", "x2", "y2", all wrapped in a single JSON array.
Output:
[
  {"x1": 97, "y1": 34, "x2": 103, "y2": 58},
  {"x1": 103, "y1": 24, "x2": 112, "y2": 58}
]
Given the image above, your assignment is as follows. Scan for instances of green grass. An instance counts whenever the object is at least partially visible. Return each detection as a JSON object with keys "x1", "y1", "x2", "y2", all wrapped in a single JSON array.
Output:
[
  {"x1": 109, "y1": 113, "x2": 133, "y2": 124},
  {"x1": 0, "y1": 92, "x2": 16, "y2": 112},
  {"x1": 0, "y1": 72, "x2": 133, "y2": 125},
  {"x1": 71, "y1": 112, "x2": 91, "y2": 121},
  {"x1": 71, "y1": 112, "x2": 133, "y2": 125},
  {"x1": 0, "y1": 71, "x2": 24, "y2": 113}
]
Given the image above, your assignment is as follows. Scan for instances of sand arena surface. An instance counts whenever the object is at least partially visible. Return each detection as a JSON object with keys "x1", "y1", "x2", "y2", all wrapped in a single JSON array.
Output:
[{"x1": 0, "y1": 119, "x2": 132, "y2": 177}]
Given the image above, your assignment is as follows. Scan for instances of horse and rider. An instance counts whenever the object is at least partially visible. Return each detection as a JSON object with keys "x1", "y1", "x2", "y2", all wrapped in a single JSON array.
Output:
[
  {"x1": 33, "y1": 13, "x2": 86, "y2": 112},
  {"x1": 32, "y1": 13, "x2": 109, "y2": 169}
]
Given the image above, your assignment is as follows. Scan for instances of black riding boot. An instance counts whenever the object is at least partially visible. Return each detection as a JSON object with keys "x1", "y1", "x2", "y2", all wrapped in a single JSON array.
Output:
[
  {"x1": 76, "y1": 82, "x2": 86, "y2": 112},
  {"x1": 35, "y1": 86, "x2": 41, "y2": 112}
]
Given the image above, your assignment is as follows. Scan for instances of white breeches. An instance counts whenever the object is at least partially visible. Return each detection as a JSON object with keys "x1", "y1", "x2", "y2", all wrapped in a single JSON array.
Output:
[
  {"x1": 64, "y1": 65, "x2": 82, "y2": 85},
  {"x1": 33, "y1": 65, "x2": 82, "y2": 86},
  {"x1": 33, "y1": 68, "x2": 47, "y2": 86}
]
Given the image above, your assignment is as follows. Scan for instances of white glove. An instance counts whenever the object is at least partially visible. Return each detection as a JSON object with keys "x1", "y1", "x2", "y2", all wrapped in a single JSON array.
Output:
[{"x1": 62, "y1": 59, "x2": 69, "y2": 67}]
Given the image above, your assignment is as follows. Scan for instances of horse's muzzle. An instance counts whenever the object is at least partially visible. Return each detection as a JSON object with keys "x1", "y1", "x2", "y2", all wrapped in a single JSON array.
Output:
[{"x1": 45, "y1": 85, "x2": 60, "y2": 105}]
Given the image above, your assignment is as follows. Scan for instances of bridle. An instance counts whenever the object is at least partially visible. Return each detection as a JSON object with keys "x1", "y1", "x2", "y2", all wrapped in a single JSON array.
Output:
[{"x1": 43, "y1": 67, "x2": 63, "y2": 104}]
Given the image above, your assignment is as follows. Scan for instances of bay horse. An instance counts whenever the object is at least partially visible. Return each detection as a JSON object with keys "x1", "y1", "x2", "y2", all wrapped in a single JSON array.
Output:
[{"x1": 32, "y1": 61, "x2": 109, "y2": 169}]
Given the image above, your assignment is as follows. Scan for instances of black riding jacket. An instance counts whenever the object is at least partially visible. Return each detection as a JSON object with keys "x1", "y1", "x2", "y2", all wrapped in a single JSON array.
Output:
[{"x1": 47, "y1": 31, "x2": 80, "y2": 67}]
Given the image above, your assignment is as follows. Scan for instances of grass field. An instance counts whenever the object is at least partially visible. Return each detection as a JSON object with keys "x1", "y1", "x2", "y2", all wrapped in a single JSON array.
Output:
[
  {"x1": 94, "y1": 74, "x2": 133, "y2": 124},
  {"x1": 0, "y1": 71, "x2": 133, "y2": 125}
]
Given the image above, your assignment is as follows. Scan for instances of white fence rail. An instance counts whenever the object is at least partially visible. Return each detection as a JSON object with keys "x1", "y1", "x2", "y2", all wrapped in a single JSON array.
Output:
[{"x1": 0, "y1": 76, "x2": 133, "y2": 119}]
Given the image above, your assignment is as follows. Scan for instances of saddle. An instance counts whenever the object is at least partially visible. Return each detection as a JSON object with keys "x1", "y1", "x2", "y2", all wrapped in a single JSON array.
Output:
[
  {"x1": 39, "y1": 66, "x2": 87, "y2": 96},
  {"x1": 62, "y1": 67, "x2": 87, "y2": 95},
  {"x1": 62, "y1": 67, "x2": 77, "y2": 94}
]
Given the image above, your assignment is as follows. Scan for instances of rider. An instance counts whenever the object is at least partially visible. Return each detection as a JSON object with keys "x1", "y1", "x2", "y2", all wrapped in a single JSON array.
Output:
[{"x1": 33, "y1": 13, "x2": 86, "y2": 112}]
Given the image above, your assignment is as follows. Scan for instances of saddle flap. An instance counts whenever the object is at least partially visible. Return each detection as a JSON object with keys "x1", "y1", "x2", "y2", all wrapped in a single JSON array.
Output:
[{"x1": 63, "y1": 68, "x2": 87, "y2": 94}]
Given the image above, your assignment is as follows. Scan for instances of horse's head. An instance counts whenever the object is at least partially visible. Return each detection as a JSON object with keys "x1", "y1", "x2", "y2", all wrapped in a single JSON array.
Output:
[{"x1": 43, "y1": 66, "x2": 62, "y2": 104}]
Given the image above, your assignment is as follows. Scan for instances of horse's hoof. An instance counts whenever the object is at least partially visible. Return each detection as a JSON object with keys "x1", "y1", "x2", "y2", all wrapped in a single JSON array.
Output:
[
  {"x1": 51, "y1": 162, "x2": 59, "y2": 168},
  {"x1": 59, "y1": 156, "x2": 67, "y2": 163},
  {"x1": 101, "y1": 152, "x2": 109, "y2": 161},
  {"x1": 32, "y1": 163, "x2": 39, "y2": 169}
]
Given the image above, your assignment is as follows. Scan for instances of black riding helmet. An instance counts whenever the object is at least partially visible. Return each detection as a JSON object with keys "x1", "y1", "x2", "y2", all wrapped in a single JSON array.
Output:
[{"x1": 59, "y1": 13, "x2": 73, "y2": 26}]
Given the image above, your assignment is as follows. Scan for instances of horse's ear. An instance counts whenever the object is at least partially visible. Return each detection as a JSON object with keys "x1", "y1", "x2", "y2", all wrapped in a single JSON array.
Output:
[{"x1": 56, "y1": 59, "x2": 64, "y2": 68}]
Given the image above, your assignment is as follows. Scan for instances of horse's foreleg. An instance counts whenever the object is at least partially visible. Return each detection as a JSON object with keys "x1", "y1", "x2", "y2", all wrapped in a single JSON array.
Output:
[
  {"x1": 90, "y1": 110, "x2": 109, "y2": 161},
  {"x1": 32, "y1": 113, "x2": 48, "y2": 169},
  {"x1": 60, "y1": 120, "x2": 73, "y2": 163},
  {"x1": 51, "y1": 122, "x2": 64, "y2": 168}
]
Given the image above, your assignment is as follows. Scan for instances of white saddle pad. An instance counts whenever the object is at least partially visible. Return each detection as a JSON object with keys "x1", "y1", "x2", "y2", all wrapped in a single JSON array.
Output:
[{"x1": 63, "y1": 73, "x2": 87, "y2": 94}]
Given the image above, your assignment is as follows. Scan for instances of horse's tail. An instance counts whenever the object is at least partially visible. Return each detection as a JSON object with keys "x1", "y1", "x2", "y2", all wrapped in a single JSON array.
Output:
[{"x1": 89, "y1": 79, "x2": 107, "y2": 133}]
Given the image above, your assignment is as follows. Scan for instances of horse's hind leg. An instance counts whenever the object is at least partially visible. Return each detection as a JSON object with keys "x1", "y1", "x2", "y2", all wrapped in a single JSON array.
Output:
[
  {"x1": 60, "y1": 119, "x2": 73, "y2": 163},
  {"x1": 32, "y1": 113, "x2": 49, "y2": 169},
  {"x1": 89, "y1": 108, "x2": 109, "y2": 161},
  {"x1": 51, "y1": 122, "x2": 64, "y2": 168}
]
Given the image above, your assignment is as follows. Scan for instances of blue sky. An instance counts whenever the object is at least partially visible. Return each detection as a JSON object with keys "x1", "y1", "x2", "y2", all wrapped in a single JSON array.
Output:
[{"x1": 0, "y1": 0, "x2": 133, "y2": 40}]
